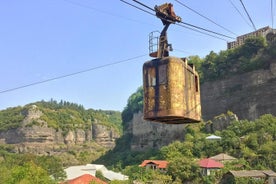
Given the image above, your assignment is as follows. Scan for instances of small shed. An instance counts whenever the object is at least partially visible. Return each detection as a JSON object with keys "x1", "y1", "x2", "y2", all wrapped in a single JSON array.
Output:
[
  {"x1": 221, "y1": 170, "x2": 276, "y2": 184},
  {"x1": 198, "y1": 158, "x2": 224, "y2": 176},
  {"x1": 210, "y1": 153, "x2": 237, "y2": 163}
]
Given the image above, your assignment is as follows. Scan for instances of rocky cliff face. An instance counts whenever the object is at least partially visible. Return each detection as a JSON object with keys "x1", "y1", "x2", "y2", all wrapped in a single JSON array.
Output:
[
  {"x1": 130, "y1": 112, "x2": 186, "y2": 151},
  {"x1": 201, "y1": 62, "x2": 276, "y2": 121},
  {"x1": 0, "y1": 105, "x2": 119, "y2": 154}
]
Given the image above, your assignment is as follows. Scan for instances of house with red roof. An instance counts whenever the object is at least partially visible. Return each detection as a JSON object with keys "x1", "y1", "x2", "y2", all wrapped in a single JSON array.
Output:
[
  {"x1": 199, "y1": 158, "x2": 224, "y2": 176},
  {"x1": 139, "y1": 160, "x2": 169, "y2": 172},
  {"x1": 61, "y1": 174, "x2": 107, "y2": 184}
]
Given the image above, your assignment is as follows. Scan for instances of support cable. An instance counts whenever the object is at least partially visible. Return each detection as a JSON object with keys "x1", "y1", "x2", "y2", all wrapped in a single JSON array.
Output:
[
  {"x1": 228, "y1": 0, "x2": 253, "y2": 29},
  {"x1": 121, "y1": 0, "x2": 234, "y2": 40},
  {"x1": 0, "y1": 54, "x2": 148, "y2": 94},
  {"x1": 239, "y1": 0, "x2": 257, "y2": 31},
  {"x1": 174, "y1": 0, "x2": 238, "y2": 36}
]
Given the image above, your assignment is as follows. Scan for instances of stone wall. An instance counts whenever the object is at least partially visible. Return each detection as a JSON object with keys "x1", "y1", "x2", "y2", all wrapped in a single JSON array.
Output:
[
  {"x1": 201, "y1": 62, "x2": 276, "y2": 121},
  {"x1": 130, "y1": 112, "x2": 186, "y2": 151}
]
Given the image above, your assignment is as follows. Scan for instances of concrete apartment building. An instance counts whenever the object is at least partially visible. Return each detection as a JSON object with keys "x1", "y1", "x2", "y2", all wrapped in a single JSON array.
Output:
[{"x1": 227, "y1": 26, "x2": 276, "y2": 49}]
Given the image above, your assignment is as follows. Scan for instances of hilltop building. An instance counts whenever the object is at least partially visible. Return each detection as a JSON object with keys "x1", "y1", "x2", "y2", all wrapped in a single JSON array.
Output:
[{"x1": 227, "y1": 26, "x2": 276, "y2": 49}]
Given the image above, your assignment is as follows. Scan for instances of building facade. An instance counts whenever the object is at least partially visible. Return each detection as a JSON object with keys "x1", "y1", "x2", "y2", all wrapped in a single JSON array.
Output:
[{"x1": 227, "y1": 26, "x2": 276, "y2": 49}]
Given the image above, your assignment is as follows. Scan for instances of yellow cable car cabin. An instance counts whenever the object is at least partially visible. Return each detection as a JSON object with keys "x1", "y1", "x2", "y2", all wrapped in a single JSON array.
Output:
[
  {"x1": 143, "y1": 3, "x2": 201, "y2": 124},
  {"x1": 143, "y1": 57, "x2": 201, "y2": 124}
]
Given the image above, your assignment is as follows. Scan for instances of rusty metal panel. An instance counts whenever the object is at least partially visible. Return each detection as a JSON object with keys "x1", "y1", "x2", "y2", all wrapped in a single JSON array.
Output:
[{"x1": 143, "y1": 56, "x2": 201, "y2": 124}]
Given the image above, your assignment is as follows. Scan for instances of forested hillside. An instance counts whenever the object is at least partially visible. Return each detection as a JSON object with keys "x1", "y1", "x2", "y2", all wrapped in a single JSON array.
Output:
[
  {"x1": 0, "y1": 100, "x2": 123, "y2": 183},
  {"x1": 96, "y1": 113, "x2": 276, "y2": 183},
  {"x1": 0, "y1": 99, "x2": 122, "y2": 133}
]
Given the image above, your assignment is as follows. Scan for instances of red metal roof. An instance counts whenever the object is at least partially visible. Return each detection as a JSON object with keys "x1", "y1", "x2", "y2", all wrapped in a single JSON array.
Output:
[
  {"x1": 199, "y1": 158, "x2": 224, "y2": 168},
  {"x1": 140, "y1": 160, "x2": 169, "y2": 169},
  {"x1": 64, "y1": 174, "x2": 107, "y2": 184}
]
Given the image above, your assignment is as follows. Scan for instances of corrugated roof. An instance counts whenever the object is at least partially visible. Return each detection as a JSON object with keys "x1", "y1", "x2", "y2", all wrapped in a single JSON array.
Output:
[
  {"x1": 229, "y1": 170, "x2": 266, "y2": 178},
  {"x1": 199, "y1": 158, "x2": 224, "y2": 168},
  {"x1": 140, "y1": 160, "x2": 169, "y2": 169},
  {"x1": 229, "y1": 170, "x2": 276, "y2": 177},
  {"x1": 262, "y1": 170, "x2": 276, "y2": 177},
  {"x1": 101, "y1": 170, "x2": 129, "y2": 181},
  {"x1": 210, "y1": 153, "x2": 237, "y2": 161},
  {"x1": 64, "y1": 174, "x2": 107, "y2": 184},
  {"x1": 65, "y1": 164, "x2": 97, "y2": 180}
]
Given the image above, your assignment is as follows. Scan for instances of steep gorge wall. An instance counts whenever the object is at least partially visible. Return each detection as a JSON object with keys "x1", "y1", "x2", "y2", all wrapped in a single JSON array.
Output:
[{"x1": 201, "y1": 62, "x2": 276, "y2": 121}]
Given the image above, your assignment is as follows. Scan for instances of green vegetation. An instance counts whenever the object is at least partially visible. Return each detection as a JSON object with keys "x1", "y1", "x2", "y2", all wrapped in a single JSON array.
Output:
[
  {"x1": 121, "y1": 86, "x2": 143, "y2": 129},
  {"x1": 189, "y1": 36, "x2": 276, "y2": 82},
  {"x1": 0, "y1": 150, "x2": 65, "y2": 184},
  {"x1": 95, "y1": 114, "x2": 276, "y2": 183},
  {"x1": 0, "y1": 106, "x2": 25, "y2": 131},
  {"x1": 0, "y1": 99, "x2": 122, "y2": 135}
]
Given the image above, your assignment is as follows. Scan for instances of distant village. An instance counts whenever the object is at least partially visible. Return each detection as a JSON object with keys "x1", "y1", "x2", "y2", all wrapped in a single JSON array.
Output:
[{"x1": 62, "y1": 134, "x2": 276, "y2": 183}]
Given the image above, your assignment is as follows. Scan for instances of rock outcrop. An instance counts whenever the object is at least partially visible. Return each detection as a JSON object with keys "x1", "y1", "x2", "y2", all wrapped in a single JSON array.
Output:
[
  {"x1": 205, "y1": 112, "x2": 239, "y2": 133},
  {"x1": 0, "y1": 105, "x2": 119, "y2": 154}
]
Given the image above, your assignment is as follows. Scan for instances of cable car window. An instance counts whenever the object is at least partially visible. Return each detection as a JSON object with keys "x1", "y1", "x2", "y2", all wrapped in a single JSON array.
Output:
[
  {"x1": 147, "y1": 67, "x2": 156, "y2": 87},
  {"x1": 158, "y1": 64, "x2": 167, "y2": 84},
  {"x1": 195, "y1": 75, "x2": 199, "y2": 92}
]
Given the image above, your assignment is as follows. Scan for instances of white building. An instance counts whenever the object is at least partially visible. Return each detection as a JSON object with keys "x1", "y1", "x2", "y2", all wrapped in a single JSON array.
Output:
[{"x1": 64, "y1": 164, "x2": 129, "y2": 181}]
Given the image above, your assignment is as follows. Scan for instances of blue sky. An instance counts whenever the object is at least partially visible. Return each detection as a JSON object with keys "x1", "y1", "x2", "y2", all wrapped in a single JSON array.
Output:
[{"x1": 0, "y1": 0, "x2": 274, "y2": 111}]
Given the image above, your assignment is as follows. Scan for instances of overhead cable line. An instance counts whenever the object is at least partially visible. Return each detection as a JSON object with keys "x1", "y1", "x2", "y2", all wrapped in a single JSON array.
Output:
[
  {"x1": 120, "y1": 0, "x2": 234, "y2": 40},
  {"x1": 239, "y1": 0, "x2": 257, "y2": 31},
  {"x1": 178, "y1": 21, "x2": 234, "y2": 39},
  {"x1": 174, "y1": 0, "x2": 238, "y2": 36},
  {"x1": 0, "y1": 54, "x2": 147, "y2": 94},
  {"x1": 120, "y1": 0, "x2": 155, "y2": 16},
  {"x1": 62, "y1": 0, "x2": 155, "y2": 27},
  {"x1": 176, "y1": 23, "x2": 229, "y2": 41},
  {"x1": 227, "y1": 0, "x2": 253, "y2": 29}
]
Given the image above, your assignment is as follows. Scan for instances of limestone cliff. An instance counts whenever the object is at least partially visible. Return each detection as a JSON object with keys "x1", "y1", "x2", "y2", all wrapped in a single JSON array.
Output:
[
  {"x1": 0, "y1": 105, "x2": 119, "y2": 154},
  {"x1": 201, "y1": 62, "x2": 276, "y2": 121}
]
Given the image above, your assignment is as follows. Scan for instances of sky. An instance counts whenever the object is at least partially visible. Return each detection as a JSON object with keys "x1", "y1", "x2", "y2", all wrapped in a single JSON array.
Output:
[{"x1": 0, "y1": 0, "x2": 275, "y2": 111}]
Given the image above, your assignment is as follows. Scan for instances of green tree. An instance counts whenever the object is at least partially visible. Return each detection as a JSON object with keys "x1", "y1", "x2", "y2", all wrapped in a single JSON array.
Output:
[
  {"x1": 167, "y1": 156, "x2": 200, "y2": 183},
  {"x1": 6, "y1": 161, "x2": 55, "y2": 184}
]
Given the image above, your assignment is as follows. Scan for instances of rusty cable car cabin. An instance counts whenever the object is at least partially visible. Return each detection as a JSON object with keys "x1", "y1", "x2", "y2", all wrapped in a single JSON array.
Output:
[{"x1": 143, "y1": 3, "x2": 201, "y2": 124}]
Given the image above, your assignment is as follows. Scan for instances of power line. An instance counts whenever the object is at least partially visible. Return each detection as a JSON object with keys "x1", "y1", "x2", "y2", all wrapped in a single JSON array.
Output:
[
  {"x1": 239, "y1": 0, "x2": 257, "y2": 31},
  {"x1": 227, "y1": 0, "x2": 253, "y2": 29},
  {"x1": 0, "y1": 54, "x2": 147, "y2": 94},
  {"x1": 174, "y1": 0, "x2": 238, "y2": 36}
]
